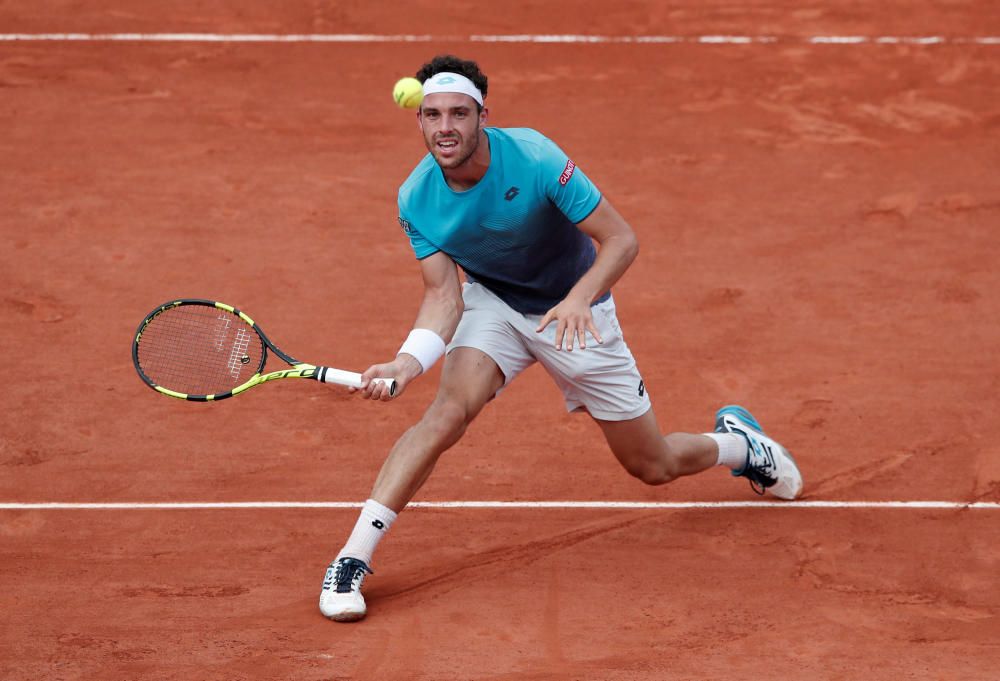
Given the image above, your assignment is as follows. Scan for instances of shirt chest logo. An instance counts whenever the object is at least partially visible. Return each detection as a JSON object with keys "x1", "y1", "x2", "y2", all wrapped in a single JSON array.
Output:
[{"x1": 504, "y1": 186, "x2": 520, "y2": 201}]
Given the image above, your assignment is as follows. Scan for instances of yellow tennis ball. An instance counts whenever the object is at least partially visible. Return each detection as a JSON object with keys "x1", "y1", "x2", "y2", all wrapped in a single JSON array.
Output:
[{"x1": 392, "y1": 77, "x2": 423, "y2": 109}]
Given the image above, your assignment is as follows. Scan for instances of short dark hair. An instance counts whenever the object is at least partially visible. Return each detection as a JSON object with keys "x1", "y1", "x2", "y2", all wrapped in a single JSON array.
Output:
[{"x1": 416, "y1": 54, "x2": 488, "y2": 109}]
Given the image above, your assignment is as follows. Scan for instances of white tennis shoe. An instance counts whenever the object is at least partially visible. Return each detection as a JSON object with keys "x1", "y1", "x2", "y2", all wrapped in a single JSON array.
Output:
[
  {"x1": 715, "y1": 405, "x2": 803, "y2": 500},
  {"x1": 319, "y1": 557, "x2": 372, "y2": 622}
]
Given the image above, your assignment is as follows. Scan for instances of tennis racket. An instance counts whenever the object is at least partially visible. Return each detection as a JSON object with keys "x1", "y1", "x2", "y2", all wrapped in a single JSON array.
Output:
[{"x1": 132, "y1": 299, "x2": 396, "y2": 401}]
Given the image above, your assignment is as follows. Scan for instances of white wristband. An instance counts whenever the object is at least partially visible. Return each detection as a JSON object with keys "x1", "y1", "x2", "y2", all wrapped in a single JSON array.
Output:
[{"x1": 397, "y1": 328, "x2": 446, "y2": 374}]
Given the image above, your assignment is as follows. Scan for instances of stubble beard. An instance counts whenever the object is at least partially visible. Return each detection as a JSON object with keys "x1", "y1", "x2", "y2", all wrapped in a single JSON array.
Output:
[{"x1": 428, "y1": 124, "x2": 481, "y2": 171}]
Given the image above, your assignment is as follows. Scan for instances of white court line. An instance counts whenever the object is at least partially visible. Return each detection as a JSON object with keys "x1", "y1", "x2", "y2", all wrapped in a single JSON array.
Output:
[
  {"x1": 0, "y1": 500, "x2": 997, "y2": 510},
  {"x1": 0, "y1": 33, "x2": 999, "y2": 45}
]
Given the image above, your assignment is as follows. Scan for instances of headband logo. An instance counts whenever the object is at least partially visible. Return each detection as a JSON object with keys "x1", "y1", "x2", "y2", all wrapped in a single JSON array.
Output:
[{"x1": 436, "y1": 76, "x2": 456, "y2": 84}]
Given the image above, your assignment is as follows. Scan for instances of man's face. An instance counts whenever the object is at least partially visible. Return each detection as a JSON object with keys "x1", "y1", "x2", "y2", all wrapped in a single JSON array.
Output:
[{"x1": 417, "y1": 92, "x2": 487, "y2": 170}]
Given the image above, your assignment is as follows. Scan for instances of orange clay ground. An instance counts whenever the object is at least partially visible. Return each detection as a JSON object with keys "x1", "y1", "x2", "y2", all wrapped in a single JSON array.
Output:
[{"x1": 1, "y1": 2, "x2": 998, "y2": 679}]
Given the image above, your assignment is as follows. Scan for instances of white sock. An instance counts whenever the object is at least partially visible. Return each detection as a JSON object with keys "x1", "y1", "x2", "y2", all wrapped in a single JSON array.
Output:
[
  {"x1": 336, "y1": 499, "x2": 398, "y2": 567},
  {"x1": 706, "y1": 433, "x2": 748, "y2": 471}
]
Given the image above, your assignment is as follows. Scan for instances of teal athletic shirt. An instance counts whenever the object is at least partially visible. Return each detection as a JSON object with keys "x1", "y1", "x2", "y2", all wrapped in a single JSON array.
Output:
[{"x1": 397, "y1": 127, "x2": 609, "y2": 315}]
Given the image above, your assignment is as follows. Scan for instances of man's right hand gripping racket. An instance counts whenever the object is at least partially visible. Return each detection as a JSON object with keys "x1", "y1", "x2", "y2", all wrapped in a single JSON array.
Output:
[{"x1": 132, "y1": 299, "x2": 396, "y2": 402}]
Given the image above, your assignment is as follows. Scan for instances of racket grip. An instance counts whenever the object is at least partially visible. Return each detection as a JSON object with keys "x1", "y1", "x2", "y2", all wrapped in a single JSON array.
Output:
[{"x1": 318, "y1": 367, "x2": 397, "y2": 397}]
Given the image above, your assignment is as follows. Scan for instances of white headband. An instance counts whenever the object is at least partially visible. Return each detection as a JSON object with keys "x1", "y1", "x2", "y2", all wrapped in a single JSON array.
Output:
[{"x1": 422, "y1": 71, "x2": 484, "y2": 106}]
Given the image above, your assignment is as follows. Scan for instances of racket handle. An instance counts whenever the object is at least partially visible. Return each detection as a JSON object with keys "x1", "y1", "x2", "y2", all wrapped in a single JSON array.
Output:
[{"x1": 318, "y1": 367, "x2": 397, "y2": 397}]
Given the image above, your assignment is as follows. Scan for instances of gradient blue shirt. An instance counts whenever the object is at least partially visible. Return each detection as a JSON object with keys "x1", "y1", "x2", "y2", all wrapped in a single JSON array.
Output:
[{"x1": 397, "y1": 127, "x2": 606, "y2": 315}]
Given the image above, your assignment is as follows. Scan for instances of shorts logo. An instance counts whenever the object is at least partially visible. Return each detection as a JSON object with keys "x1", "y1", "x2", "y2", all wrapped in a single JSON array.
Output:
[
  {"x1": 398, "y1": 216, "x2": 413, "y2": 234},
  {"x1": 559, "y1": 160, "x2": 576, "y2": 186},
  {"x1": 638, "y1": 380, "x2": 645, "y2": 397}
]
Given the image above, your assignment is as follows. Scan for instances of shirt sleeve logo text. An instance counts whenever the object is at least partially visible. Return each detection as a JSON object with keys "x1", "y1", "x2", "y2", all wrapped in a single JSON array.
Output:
[{"x1": 558, "y1": 160, "x2": 577, "y2": 186}]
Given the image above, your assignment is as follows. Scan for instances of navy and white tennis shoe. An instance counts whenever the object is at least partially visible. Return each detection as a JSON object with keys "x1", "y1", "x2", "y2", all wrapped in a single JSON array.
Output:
[
  {"x1": 715, "y1": 405, "x2": 803, "y2": 500},
  {"x1": 319, "y1": 557, "x2": 372, "y2": 622}
]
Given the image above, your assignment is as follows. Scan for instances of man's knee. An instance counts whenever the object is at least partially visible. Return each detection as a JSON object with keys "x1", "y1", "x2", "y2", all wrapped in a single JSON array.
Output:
[
  {"x1": 419, "y1": 398, "x2": 472, "y2": 444},
  {"x1": 614, "y1": 442, "x2": 678, "y2": 486},
  {"x1": 625, "y1": 460, "x2": 677, "y2": 486}
]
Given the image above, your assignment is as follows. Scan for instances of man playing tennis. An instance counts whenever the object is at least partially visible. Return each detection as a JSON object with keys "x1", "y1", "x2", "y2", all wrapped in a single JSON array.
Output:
[{"x1": 320, "y1": 55, "x2": 803, "y2": 622}]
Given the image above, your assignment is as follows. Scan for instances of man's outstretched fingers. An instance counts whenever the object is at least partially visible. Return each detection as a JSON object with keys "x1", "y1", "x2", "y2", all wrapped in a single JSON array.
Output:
[
  {"x1": 535, "y1": 310, "x2": 554, "y2": 333},
  {"x1": 588, "y1": 319, "x2": 603, "y2": 345}
]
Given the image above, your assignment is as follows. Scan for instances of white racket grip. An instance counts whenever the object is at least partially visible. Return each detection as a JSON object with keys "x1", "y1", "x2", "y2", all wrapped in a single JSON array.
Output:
[{"x1": 318, "y1": 367, "x2": 397, "y2": 396}]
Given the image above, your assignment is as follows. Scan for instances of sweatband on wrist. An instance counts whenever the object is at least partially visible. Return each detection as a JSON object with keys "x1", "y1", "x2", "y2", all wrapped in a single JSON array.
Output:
[{"x1": 397, "y1": 328, "x2": 446, "y2": 373}]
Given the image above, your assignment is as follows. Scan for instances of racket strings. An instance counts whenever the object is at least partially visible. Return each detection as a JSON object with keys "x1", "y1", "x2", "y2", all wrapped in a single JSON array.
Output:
[{"x1": 137, "y1": 305, "x2": 265, "y2": 396}]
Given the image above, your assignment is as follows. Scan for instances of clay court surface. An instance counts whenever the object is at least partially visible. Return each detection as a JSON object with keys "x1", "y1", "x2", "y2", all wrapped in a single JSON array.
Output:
[{"x1": 2, "y1": 2, "x2": 999, "y2": 679}]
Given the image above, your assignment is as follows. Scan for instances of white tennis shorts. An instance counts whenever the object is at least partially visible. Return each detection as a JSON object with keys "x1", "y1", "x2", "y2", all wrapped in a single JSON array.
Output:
[{"x1": 448, "y1": 282, "x2": 651, "y2": 421}]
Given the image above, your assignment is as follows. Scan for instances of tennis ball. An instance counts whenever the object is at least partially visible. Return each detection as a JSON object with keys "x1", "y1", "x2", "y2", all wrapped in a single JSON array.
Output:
[{"x1": 392, "y1": 77, "x2": 423, "y2": 109}]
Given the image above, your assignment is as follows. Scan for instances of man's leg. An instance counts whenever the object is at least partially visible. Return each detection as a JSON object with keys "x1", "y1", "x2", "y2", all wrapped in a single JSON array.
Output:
[
  {"x1": 595, "y1": 407, "x2": 719, "y2": 485},
  {"x1": 595, "y1": 405, "x2": 803, "y2": 499},
  {"x1": 320, "y1": 347, "x2": 505, "y2": 622},
  {"x1": 370, "y1": 346, "x2": 506, "y2": 512}
]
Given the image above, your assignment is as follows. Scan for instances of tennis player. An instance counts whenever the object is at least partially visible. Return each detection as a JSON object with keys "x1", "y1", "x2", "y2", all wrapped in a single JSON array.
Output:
[{"x1": 320, "y1": 55, "x2": 803, "y2": 622}]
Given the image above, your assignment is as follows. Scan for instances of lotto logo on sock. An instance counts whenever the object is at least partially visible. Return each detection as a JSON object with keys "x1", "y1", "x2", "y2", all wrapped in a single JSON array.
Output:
[{"x1": 371, "y1": 519, "x2": 385, "y2": 530}]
